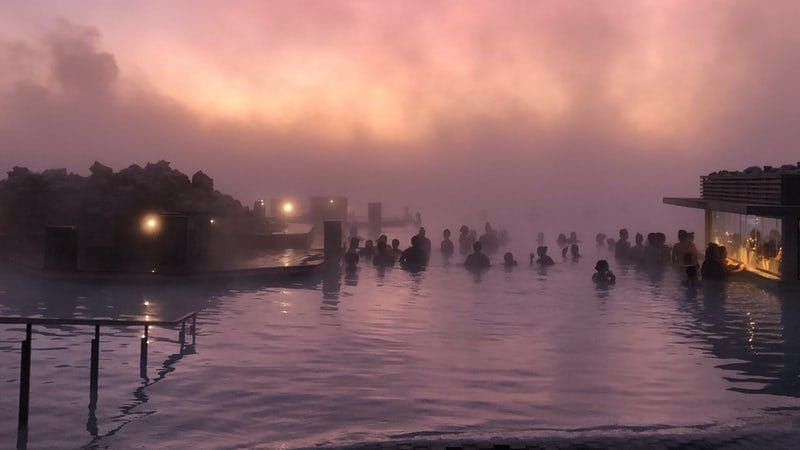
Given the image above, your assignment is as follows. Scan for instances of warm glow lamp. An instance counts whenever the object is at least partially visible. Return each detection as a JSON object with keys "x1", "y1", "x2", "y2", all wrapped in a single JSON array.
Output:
[{"x1": 141, "y1": 214, "x2": 160, "y2": 235}]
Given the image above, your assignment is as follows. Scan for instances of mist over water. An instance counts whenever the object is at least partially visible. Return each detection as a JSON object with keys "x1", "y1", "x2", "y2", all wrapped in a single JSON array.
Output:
[{"x1": 1, "y1": 2, "x2": 799, "y2": 236}]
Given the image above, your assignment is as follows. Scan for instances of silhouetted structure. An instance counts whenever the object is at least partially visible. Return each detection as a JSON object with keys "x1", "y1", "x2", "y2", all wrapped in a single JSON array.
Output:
[
  {"x1": 368, "y1": 202, "x2": 382, "y2": 236},
  {"x1": 44, "y1": 226, "x2": 78, "y2": 271}
]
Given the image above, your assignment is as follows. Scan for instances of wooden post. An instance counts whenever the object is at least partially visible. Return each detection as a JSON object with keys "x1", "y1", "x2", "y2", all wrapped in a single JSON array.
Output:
[{"x1": 18, "y1": 323, "x2": 32, "y2": 434}]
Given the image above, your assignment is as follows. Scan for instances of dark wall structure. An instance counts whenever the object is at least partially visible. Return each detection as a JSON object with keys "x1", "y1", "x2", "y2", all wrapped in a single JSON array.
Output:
[{"x1": 0, "y1": 161, "x2": 253, "y2": 271}]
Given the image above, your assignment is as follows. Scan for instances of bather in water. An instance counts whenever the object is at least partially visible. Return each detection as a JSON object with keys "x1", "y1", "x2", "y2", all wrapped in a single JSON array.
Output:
[
  {"x1": 531, "y1": 246, "x2": 555, "y2": 266},
  {"x1": 479, "y1": 222, "x2": 499, "y2": 255},
  {"x1": 614, "y1": 228, "x2": 630, "y2": 259},
  {"x1": 373, "y1": 240, "x2": 395, "y2": 267},
  {"x1": 344, "y1": 237, "x2": 360, "y2": 269},
  {"x1": 464, "y1": 241, "x2": 491, "y2": 270},
  {"x1": 359, "y1": 240, "x2": 375, "y2": 257},
  {"x1": 627, "y1": 233, "x2": 645, "y2": 262},
  {"x1": 399, "y1": 235, "x2": 428, "y2": 268},
  {"x1": 570, "y1": 244, "x2": 581, "y2": 260},
  {"x1": 458, "y1": 225, "x2": 472, "y2": 255},
  {"x1": 592, "y1": 259, "x2": 616, "y2": 284},
  {"x1": 416, "y1": 227, "x2": 432, "y2": 260},
  {"x1": 503, "y1": 252, "x2": 518, "y2": 268},
  {"x1": 391, "y1": 239, "x2": 402, "y2": 259},
  {"x1": 441, "y1": 229, "x2": 455, "y2": 258},
  {"x1": 595, "y1": 233, "x2": 606, "y2": 247}
]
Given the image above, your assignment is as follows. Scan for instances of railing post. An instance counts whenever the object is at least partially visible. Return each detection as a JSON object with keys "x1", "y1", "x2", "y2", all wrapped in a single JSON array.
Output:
[
  {"x1": 179, "y1": 321, "x2": 186, "y2": 352},
  {"x1": 17, "y1": 323, "x2": 32, "y2": 440},
  {"x1": 191, "y1": 314, "x2": 197, "y2": 345},
  {"x1": 139, "y1": 325, "x2": 148, "y2": 378},
  {"x1": 90, "y1": 325, "x2": 100, "y2": 390}
]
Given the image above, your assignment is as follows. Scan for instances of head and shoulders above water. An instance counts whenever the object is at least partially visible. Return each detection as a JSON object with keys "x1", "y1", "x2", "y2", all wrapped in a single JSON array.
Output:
[
  {"x1": 592, "y1": 259, "x2": 616, "y2": 284},
  {"x1": 464, "y1": 241, "x2": 491, "y2": 269},
  {"x1": 531, "y1": 246, "x2": 555, "y2": 266}
]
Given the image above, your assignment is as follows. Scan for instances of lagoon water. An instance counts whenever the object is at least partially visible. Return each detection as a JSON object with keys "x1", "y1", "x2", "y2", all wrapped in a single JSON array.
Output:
[{"x1": 2, "y1": 247, "x2": 800, "y2": 448}]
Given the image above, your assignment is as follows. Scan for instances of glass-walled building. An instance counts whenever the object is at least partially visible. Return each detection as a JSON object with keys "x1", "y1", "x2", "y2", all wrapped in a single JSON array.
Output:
[
  {"x1": 709, "y1": 212, "x2": 781, "y2": 277},
  {"x1": 665, "y1": 165, "x2": 800, "y2": 281}
]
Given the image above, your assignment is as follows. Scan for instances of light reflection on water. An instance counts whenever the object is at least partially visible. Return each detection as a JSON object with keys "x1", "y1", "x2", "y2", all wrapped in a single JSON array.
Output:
[{"x1": 1, "y1": 250, "x2": 800, "y2": 447}]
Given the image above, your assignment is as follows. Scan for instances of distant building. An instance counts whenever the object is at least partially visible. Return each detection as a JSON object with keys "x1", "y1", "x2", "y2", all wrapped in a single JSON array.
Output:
[
  {"x1": 664, "y1": 164, "x2": 800, "y2": 281},
  {"x1": 309, "y1": 196, "x2": 348, "y2": 223},
  {"x1": 254, "y1": 199, "x2": 266, "y2": 218}
]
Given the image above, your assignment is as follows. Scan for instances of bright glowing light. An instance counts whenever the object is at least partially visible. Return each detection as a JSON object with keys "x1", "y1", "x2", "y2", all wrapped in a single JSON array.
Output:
[
  {"x1": 329, "y1": 199, "x2": 334, "y2": 204},
  {"x1": 142, "y1": 215, "x2": 160, "y2": 235},
  {"x1": 144, "y1": 301, "x2": 150, "y2": 306},
  {"x1": 209, "y1": 218, "x2": 215, "y2": 224},
  {"x1": 283, "y1": 202, "x2": 294, "y2": 213}
]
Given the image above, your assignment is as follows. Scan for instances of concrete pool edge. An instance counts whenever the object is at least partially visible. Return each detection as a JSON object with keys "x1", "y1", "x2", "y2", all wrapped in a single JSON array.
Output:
[{"x1": 310, "y1": 427, "x2": 800, "y2": 450}]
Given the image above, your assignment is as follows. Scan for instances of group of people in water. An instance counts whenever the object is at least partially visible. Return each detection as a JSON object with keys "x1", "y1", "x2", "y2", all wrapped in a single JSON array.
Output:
[
  {"x1": 592, "y1": 227, "x2": 747, "y2": 286},
  {"x1": 341, "y1": 223, "x2": 620, "y2": 284},
  {"x1": 342, "y1": 222, "x2": 754, "y2": 287}
]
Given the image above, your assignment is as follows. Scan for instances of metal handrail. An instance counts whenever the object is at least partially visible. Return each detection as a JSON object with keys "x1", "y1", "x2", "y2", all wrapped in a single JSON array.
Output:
[{"x1": 0, "y1": 311, "x2": 196, "y2": 327}]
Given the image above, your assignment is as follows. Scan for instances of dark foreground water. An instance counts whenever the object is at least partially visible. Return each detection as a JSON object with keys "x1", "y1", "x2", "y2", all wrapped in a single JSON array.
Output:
[{"x1": 2, "y1": 250, "x2": 800, "y2": 448}]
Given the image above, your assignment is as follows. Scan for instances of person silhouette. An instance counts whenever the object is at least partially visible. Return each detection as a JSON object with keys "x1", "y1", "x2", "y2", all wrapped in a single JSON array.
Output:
[
  {"x1": 465, "y1": 241, "x2": 491, "y2": 270},
  {"x1": 441, "y1": 229, "x2": 455, "y2": 258},
  {"x1": 479, "y1": 222, "x2": 499, "y2": 254},
  {"x1": 503, "y1": 252, "x2": 518, "y2": 268},
  {"x1": 399, "y1": 235, "x2": 427, "y2": 267},
  {"x1": 532, "y1": 246, "x2": 555, "y2": 266},
  {"x1": 627, "y1": 233, "x2": 645, "y2": 262},
  {"x1": 614, "y1": 228, "x2": 630, "y2": 259},
  {"x1": 359, "y1": 240, "x2": 375, "y2": 257},
  {"x1": 416, "y1": 227, "x2": 432, "y2": 260},
  {"x1": 595, "y1": 233, "x2": 606, "y2": 247},
  {"x1": 592, "y1": 260, "x2": 616, "y2": 284},
  {"x1": 344, "y1": 237, "x2": 360, "y2": 268},
  {"x1": 373, "y1": 239, "x2": 395, "y2": 267},
  {"x1": 570, "y1": 243, "x2": 581, "y2": 260}
]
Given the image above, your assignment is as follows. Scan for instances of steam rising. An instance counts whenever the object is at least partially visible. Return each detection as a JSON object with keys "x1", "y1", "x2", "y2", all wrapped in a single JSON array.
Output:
[{"x1": 2, "y1": 2, "x2": 800, "y2": 244}]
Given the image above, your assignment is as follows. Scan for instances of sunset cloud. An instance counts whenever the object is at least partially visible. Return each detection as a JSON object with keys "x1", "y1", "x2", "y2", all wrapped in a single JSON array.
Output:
[{"x1": 1, "y1": 1, "x2": 799, "y2": 235}]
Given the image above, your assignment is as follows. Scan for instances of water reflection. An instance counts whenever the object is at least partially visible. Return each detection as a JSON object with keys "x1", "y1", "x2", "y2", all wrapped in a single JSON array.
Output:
[
  {"x1": 344, "y1": 267, "x2": 359, "y2": 287},
  {"x1": 7, "y1": 260, "x2": 800, "y2": 447},
  {"x1": 676, "y1": 281, "x2": 800, "y2": 398},
  {"x1": 0, "y1": 268, "x2": 322, "y2": 448},
  {"x1": 84, "y1": 345, "x2": 192, "y2": 448}
]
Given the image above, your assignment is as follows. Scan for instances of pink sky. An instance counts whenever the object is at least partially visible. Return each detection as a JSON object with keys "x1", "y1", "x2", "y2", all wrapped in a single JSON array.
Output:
[{"x1": 1, "y1": 1, "x2": 799, "y2": 235}]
